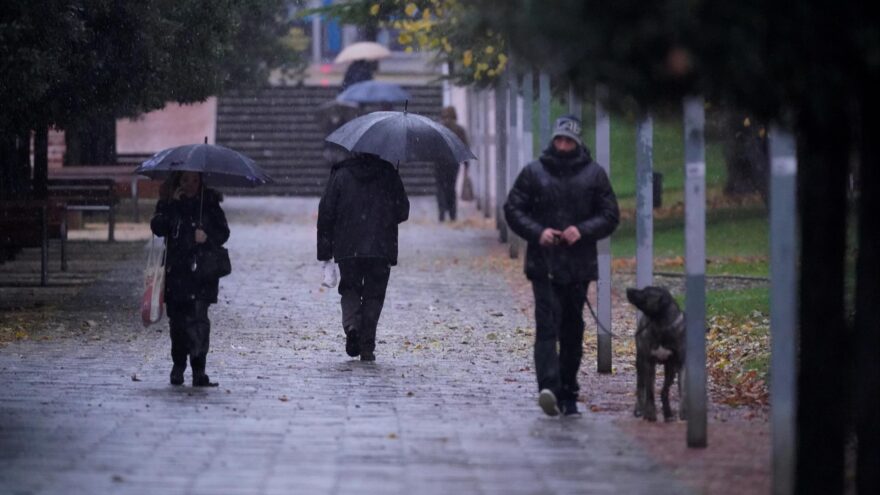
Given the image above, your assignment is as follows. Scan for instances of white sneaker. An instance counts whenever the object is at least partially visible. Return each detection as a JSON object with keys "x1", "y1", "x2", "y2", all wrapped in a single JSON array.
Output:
[{"x1": 538, "y1": 389, "x2": 560, "y2": 417}]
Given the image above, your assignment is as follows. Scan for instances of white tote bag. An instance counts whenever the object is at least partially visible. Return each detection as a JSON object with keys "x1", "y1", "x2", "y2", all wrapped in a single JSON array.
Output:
[{"x1": 141, "y1": 236, "x2": 166, "y2": 327}]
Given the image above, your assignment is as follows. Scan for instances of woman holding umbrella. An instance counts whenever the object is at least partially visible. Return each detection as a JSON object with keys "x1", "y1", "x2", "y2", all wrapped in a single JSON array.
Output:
[{"x1": 150, "y1": 171, "x2": 229, "y2": 387}]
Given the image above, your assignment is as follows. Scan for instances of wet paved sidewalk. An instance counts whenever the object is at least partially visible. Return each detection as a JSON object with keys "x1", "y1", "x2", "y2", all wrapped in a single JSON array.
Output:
[{"x1": 0, "y1": 197, "x2": 696, "y2": 495}]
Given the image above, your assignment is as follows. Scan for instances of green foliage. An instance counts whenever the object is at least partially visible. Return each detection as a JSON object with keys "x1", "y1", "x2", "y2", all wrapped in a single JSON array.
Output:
[
  {"x1": 0, "y1": 0, "x2": 303, "y2": 130},
  {"x1": 303, "y1": 0, "x2": 506, "y2": 87},
  {"x1": 612, "y1": 203, "x2": 769, "y2": 273},
  {"x1": 705, "y1": 287, "x2": 770, "y2": 319}
]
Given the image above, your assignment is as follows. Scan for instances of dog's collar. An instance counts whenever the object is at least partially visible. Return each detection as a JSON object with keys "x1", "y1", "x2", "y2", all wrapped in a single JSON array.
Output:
[{"x1": 635, "y1": 312, "x2": 685, "y2": 336}]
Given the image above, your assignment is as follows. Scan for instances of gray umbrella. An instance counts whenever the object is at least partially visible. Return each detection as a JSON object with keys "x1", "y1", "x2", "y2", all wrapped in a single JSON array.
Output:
[
  {"x1": 325, "y1": 111, "x2": 476, "y2": 165},
  {"x1": 336, "y1": 80, "x2": 411, "y2": 104},
  {"x1": 134, "y1": 143, "x2": 273, "y2": 187}
]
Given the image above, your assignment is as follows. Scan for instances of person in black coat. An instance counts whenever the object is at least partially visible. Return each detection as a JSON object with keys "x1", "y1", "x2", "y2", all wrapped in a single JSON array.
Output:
[
  {"x1": 150, "y1": 171, "x2": 230, "y2": 387},
  {"x1": 317, "y1": 153, "x2": 409, "y2": 361},
  {"x1": 504, "y1": 115, "x2": 620, "y2": 416},
  {"x1": 340, "y1": 59, "x2": 376, "y2": 92},
  {"x1": 435, "y1": 106, "x2": 469, "y2": 222}
]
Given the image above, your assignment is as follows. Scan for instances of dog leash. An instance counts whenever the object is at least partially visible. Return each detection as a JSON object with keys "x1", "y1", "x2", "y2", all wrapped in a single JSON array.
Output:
[
  {"x1": 584, "y1": 293, "x2": 617, "y2": 338},
  {"x1": 542, "y1": 248, "x2": 618, "y2": 338}
]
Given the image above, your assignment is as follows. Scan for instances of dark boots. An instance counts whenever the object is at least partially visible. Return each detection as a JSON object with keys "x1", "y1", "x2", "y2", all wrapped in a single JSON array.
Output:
[
  {"x1": 344, "y1": 325, "x2": 361, "y2": 357},
  {"x1": 192, "y1": 372, "x2": 219, "y2": 387},
  {"x1": 170, "y1": 365, "x2": 185, "y2": 386}
]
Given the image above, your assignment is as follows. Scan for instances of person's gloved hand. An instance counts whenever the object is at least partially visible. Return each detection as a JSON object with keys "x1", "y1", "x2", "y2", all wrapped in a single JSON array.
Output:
[{"x1": 321, "y1": 260, "x2": 338, "y2": 288}]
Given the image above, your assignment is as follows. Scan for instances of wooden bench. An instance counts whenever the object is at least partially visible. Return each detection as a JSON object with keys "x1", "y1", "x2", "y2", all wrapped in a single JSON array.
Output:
[
  {"x1": 47, "y1": 178, "x2": 118, "y2": 241},
  {"x1": 0, "y1": 199, "x2": 67, "y2": 286}
]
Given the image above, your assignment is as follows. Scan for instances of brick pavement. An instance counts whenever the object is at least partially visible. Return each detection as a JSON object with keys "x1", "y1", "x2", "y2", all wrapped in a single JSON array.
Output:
[{"x1": 1, "y1": 197, "x2": 702, "y2": 495}]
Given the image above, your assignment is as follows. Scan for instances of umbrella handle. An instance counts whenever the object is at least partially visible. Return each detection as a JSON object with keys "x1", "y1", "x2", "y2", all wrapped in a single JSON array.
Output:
[{"x1": 198, "y1": 184, "x2": 204, "y2": 228}]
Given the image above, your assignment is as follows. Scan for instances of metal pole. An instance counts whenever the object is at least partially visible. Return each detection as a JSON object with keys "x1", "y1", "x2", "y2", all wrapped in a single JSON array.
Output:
[
  {"x1": 310, "y1": 0, "x2": 322, "y2": 65},
  {"x1": 442, "y1": 62, "x2": 451, "y2": 107},
  {"x1": 538, "y1": 72, "x2": 551, "y2": 149},
  {"x1": 466, "y1": 89, "x2": 478, "y2": 211},
  {"x1": 595, "y1": 85, "x2": 613, "y2": 373},
  {"x1": 636, "y1": 112, "x2": 654, "y2": 290},
  {"x1": 473, "y1": 90, "x2": 483, "y2": 213},
  {"x1": 522, "y1": 71, "x2": 534, "y2": 164},
  {"x1": 508, "y1": 67, "x2": 520, "y2": 258},
  {"x1": 568, "y1": 85, "x2": 582, "y2": 119},
  {"x1": 495, "y1": 86, "x2": 508, "y2": 241},
  {"x1": 482, "y1": 91, "x2": 492, "y2": 219},
  {"x1": 769, "y1": 126, "x2": 798, "y2": 495},
  {"x1": 683, "y1": 96, "x2": 707, "y2": 448}
]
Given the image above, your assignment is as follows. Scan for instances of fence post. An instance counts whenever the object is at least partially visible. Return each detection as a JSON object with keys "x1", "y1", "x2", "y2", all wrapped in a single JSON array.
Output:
[
  {"x1": 508, "y1": 67, "x2": 521, "y2": 258},
  {"x1": 483, "y1": 91, "x2": 493, "y2": 219},
  {"x1": 769, "y1": 126, "x2": 797, "y2": 495},
  {"x1": 465, "y1": 89, "x2": 477, "y2": 211},
  {"x1": 568, "y1": 85, "x2": 582, "y2": 119},
  {"x1": 595, "y1": 85, "x2": 613, "y2": 373},
  {"x1": 495, "y1": 86, "x2": 508, "y2": 241},
  {"x1": 538, "y1": 72, "x2": 551, "y2": 149},
  {"x1": 636, "y1": 112, "x2": 654, "y2": 290},
  {"x1": 522, "y1": 71, "x2": 534, "y2": 170},
  {"x1": 683, "y1": 95, "x2": 707, "y2": 448}
]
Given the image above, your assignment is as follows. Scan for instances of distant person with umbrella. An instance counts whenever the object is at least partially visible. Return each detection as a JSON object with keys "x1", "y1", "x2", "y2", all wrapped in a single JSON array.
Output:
[
  {"x1": 436, "y1": 106, "x2": 469, "y2": 222},
  {"x1": 340, "y1": 59, "x2": 377, "y2": 92},
  {"x1": 335, "y1": 41, "x2": 390, "y2": 93},
  {"x1": 317, "y1": 153, "x2": 409, "y2": 362},
  {"x1": 150, "y1": 171, "x2": 229, "y2": 387}
]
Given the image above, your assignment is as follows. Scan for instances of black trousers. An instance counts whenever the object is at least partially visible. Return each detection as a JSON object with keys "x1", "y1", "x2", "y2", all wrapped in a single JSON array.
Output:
[
  {"x1": 338, "y1": 258, "x2": 391, "y2": 353},
  {"x1": 434, "y1": 163, "x2": 458, "y2": 221},
  {"x1": 531, "y1": 278, "x2": 588, "y2": 401},
  {"x1": 166, "y1": 300, "x2": 211, "y2": 372}
]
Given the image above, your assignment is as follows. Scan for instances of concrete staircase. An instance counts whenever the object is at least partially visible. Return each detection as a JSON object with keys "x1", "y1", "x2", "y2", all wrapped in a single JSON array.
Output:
[{"x1": 216, "y1": 85, "x2": 443, "y2": 196}]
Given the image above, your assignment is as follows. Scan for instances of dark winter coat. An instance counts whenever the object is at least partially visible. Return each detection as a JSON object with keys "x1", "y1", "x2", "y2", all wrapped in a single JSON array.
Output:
[
  {"x1": 317, "y1": 155, "x2": 410, "y2": 265},
  {"x1": 504, "y1": 145, "x2": 619, "y2": 284},
  {"x1": 150, "y1": 189, "x2": 230, "y2": 303},
  {"x1": 340, "y1": 60, "x2": 374, "y2": 92}
]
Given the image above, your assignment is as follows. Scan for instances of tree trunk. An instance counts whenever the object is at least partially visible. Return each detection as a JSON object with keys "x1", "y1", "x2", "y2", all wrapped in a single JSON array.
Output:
[
  {"x1": 33, "y1": 126, "x2": 48, "y2": 199},
  {"x1": 64, "y1": 115, "x2": 116, "y2": 166},
  {"x1": 0, "y1": 129, "x2": 32, "y2": 200},
  {"x1": 722, "y1": 111, "x2": 768, "y2": 203},
  {"x1": 795, "y1": 103, "x2": 850, "y2": 493},
  {"x1": 855, "y1": 82, "x2": 880, "y2": 495}
]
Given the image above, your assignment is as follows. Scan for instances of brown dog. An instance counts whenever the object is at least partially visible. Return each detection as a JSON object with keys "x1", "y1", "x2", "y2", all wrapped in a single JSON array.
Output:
[{"x1": 626, "y1": 286, "x2": 687, "y2": 422}]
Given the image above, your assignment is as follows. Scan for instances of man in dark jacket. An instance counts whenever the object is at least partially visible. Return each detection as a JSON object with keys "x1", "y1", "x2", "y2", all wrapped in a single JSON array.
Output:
[
  {"x1": 317, "y1": 153, "x2": 410, "y2": 361},
  {"x1": 504, "y1": 115, "x2": 620, "y2": 416}
]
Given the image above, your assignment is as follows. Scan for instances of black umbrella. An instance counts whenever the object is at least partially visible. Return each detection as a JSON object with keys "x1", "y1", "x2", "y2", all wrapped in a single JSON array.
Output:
[
  {"x1": 325, "y1": 110, "x2": 476, "y2": 165},
  {"x1": 336, "y1": 80, "x2": 411, "y2": 105},
  {"x1": 134, "y1": 143, "x2": 273, "y2": 187}
]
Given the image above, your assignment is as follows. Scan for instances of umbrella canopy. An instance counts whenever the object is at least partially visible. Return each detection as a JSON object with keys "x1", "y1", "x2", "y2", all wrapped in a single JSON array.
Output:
[
  {"x1": 134, "y1": 144, "x2": 273, "y2": 187},
  {"x1": 325, "y1": 111, "x2": 477, "y2": 165},
  {"x1": 334, "y1": 41, "x2": 391, "y2": 64},
  {"x1": 336, "y1": 80, "x2": 411, "y2": 104}
]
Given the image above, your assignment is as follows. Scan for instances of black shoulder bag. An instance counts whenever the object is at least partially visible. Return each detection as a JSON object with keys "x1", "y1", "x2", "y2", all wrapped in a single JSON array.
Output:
[{"x1": 191, "y1": 188, "x2": 232, "y2": 282}]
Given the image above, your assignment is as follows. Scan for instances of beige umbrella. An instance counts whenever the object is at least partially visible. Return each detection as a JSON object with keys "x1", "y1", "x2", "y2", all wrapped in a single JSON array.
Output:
[{"x1": 334, "y1": 41, "x2": 391, "y2": 64}]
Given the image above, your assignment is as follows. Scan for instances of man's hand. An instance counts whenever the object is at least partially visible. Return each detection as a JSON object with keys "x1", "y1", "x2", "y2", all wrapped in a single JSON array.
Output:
[
  {"x1": 561, "y1": 226, "x2": 582, "y2": 245},
  {"x1": 539, "y1": 228, "x2": 562, "y2": 247},
  {"x1": 172, "y1": 187, "x2": 184, "y2": 201},
  {"x1": 195, "y1": 228, "x2": 207, "y2": 244}
]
